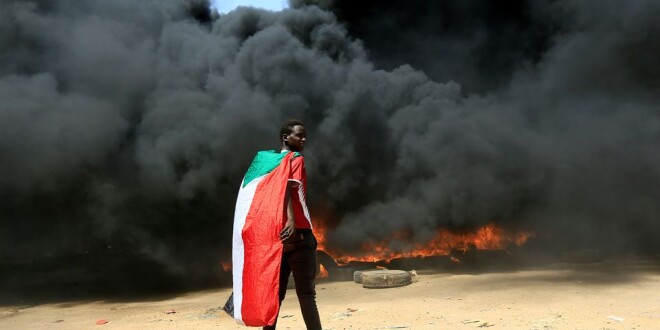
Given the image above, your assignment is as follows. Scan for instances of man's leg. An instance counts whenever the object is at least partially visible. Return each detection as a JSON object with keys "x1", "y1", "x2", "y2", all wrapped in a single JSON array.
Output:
[
  {"x1": 290, "y1": 247, "x2": 322, "y2": 330},
  {"x1": 263, "y1": 253, "x2": 292, "y2": 330}
]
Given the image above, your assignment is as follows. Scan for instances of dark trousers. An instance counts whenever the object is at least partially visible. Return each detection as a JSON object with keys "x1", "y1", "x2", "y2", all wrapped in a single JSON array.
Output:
[{"x1": 264, "y1": 231, "x2": 322, "y2": 330}]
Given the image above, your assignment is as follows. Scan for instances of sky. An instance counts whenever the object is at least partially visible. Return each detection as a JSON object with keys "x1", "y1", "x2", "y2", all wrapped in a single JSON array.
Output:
[{"x1": 211, "y1": 0, "x2": 288, "y2": 13}]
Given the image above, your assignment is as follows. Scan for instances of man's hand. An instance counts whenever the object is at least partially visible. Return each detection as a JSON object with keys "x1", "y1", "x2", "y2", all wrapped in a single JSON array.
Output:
[{"x1": 280, "y1": 219, "x2": 295, "y2": 241}]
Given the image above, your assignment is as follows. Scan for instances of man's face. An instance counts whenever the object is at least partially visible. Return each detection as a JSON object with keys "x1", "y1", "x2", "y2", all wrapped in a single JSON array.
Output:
[{"x1": 283, "y1": 125, "x2": 306, "y2": 152}]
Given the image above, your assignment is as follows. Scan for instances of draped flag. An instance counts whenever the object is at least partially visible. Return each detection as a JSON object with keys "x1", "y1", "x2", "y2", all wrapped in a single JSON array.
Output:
[{"x1": 231, "y1": 150, "x2": 298, "y2": 326}]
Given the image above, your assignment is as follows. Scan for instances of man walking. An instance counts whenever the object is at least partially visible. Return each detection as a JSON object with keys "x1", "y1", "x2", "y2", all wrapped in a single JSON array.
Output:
[{"x1": 231, "y1": 119, "x2": 322, "y2": 330}]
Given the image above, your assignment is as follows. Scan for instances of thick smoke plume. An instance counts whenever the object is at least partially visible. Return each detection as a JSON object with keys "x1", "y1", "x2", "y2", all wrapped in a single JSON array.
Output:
[
  {"x1": 292, "y1": 0, "x2": 559, "y2": 94},
  {"x1": 1, "y1": 0, "x2": 660, "y2": 294},
  {"x1": 296, "y1": 0, "x2": 660, "y2": 254}
]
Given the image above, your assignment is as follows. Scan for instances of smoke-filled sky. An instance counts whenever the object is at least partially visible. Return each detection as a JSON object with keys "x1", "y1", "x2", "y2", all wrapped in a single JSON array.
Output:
[{"x1": 2, "y1": 0, "x2": 660, "y2": 288}]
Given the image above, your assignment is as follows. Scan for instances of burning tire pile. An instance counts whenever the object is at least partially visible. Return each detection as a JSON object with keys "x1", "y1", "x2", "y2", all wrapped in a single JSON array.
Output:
[{"x1": 316, "y1": 251, "x2": 416, "y2": 288}]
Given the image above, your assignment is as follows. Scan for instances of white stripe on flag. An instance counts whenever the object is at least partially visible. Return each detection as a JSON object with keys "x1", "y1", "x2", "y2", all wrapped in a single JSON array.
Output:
[{"x1": 232, "y1": 175, "x2": 265, "y2": 324}]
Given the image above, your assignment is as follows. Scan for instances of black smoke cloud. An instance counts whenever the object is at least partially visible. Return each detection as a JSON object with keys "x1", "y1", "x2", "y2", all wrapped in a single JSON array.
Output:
[
  {"x1": 1, "y1": 0, "x2": 660, "y2": 294},
  {"x1": 291, "y1": 0, "x2": 560, "y2": 94},
  {"x1": 294, "y1": 0, "x2": 660, "y2": 253},
  {"x1": 0, "y1": 0, "x2": 367, "y2": 291}
]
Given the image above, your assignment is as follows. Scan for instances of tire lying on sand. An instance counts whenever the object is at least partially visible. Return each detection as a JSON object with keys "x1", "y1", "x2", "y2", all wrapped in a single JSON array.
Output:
[
  {"x1": 353, "y1": 269, "x2": 380, "y2": 284},
  {"x1": 360, "y1": 270, "x2": 412, "y2": 288}
]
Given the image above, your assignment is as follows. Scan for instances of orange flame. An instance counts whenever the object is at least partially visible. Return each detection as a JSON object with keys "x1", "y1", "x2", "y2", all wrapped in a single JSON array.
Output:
[
  {"x1": 318, "y1": 264, "x2": 329, "y2": 278},
  {"x1": 314, "y1": 222, "x2": 534, "y2": 264},
  {"x1": 221, "y1": 261, "x2": 232, "y2": 272}
]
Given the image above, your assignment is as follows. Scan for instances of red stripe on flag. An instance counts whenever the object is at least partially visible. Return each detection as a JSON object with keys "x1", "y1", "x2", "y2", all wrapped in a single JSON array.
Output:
[{"x1": 240, "y1": 152, "x2": 293, "y2": 326}]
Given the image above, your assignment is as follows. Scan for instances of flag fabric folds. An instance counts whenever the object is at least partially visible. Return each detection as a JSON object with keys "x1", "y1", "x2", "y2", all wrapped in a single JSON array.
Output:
[{"x1": 231, "y1": 150, "x2": 298, "y2": 326}]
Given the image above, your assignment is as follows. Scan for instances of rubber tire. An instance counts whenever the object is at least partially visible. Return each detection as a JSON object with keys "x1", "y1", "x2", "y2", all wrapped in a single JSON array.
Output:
[
  {"x1": 361, "y1": 270, "x2": 412, "y2": 289},
  {"x1": 316, "y1": 250, "x2": 338, "y2": 277},
  {"x1": 353, "y1": 269, "x2": 379, "y2": 284}
]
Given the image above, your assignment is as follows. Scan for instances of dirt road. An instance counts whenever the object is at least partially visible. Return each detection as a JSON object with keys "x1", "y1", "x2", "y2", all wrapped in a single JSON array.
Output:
[{"x1": 1, "y1": 259, "x2": 659, "y2": 329}]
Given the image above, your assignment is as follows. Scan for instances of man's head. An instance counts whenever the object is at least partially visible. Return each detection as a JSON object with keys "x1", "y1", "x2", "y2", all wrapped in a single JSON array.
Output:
[{"x1": 280, "y1": 119, "x2": 306, "y2": 152}]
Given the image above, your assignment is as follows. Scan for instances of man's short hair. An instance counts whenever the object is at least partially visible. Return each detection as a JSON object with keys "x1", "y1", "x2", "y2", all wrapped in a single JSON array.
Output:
[{"x1": 279, "y1": 119, "x2": 304, "y2": 142}]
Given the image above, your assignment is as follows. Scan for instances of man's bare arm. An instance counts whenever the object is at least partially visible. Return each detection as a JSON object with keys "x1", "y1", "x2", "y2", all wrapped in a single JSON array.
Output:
[{"x1": 279, "y1": 181, "x2": 299, "y2": 241}]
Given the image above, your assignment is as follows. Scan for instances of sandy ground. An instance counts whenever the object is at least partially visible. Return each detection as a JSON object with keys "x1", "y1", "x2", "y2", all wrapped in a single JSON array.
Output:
[{"x1": 1, "y1": 259, "x2": 659, "y2": 330}]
